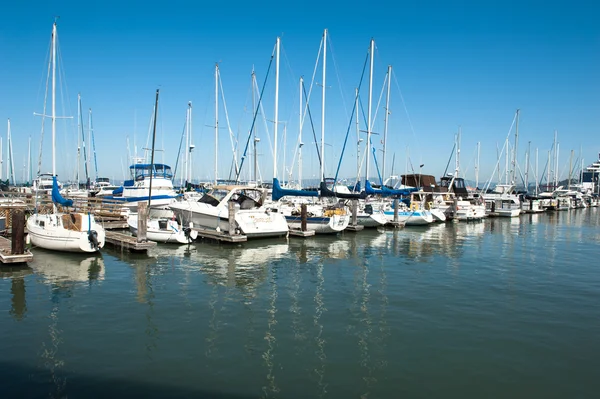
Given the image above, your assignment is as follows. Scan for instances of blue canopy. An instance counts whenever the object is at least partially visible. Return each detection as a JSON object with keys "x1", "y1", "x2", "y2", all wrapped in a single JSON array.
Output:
[
  {"x1": 52, "y1": 176, "x2": 73, "y2": 207},
  {"x1": 365, "y1": 180, "x2": 417, "y2": 197}
]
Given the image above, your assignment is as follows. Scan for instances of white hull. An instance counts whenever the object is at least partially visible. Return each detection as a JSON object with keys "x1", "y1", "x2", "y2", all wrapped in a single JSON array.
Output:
[
  {"x1": 384, "y1": 210, "x2": 434, "y2": 226},
  {"x1": 170, "y1": 200, "x2": 289, "y2": 239},
  {"x1": 127, "y1": 214, "x2": 196, "y2": 244},
  {"x1": 496, "y1": 208, "x2": 521, "y2": 217},
  {"x1": 285, "y1": 213, "x2": 349, "y2": 234},
  {"x1": 429, "y1": 208, "x2": 447, "y2": 222},
  {"x1": 356, "y1": 211, "x2": 388, "y2": 227},
  {"x1": 27, "y1": 212, "x2": 105, "y2": 253}
]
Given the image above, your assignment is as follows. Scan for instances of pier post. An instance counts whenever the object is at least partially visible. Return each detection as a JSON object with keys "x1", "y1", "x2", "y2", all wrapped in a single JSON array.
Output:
[
  {"x1": 137, "y1": 202, "x2": 148, "y2": 243},
  {"x1": 300, "y1": 203, "x2": 307, "y2": 232},
  {"x1": 228, "y1": 201, "x2": 236, "y2": 236},
  {"x1": 393, "y1": 198, "x2": 399, "y2": 223},
  {"x1": 351, "y1": 199, "x2": 358, "y2": 226},
  {"x1": 11, "y1": 209, "x2": 25, "y2": 255},
  {"x1": 453, "y1": 196, "x2": 458, "y2": 219}
]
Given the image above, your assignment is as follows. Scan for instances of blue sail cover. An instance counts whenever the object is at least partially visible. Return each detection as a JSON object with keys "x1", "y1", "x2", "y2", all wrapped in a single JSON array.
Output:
[
  {"x1": 272, "y1": 178, "x2": 319, "y2": 201},
  {"x1": 365, "y1": 180, "x2": 417, "y2": 197},
  {"x1": 51, "y1": 176, "x2": 74, "y2": 207}
]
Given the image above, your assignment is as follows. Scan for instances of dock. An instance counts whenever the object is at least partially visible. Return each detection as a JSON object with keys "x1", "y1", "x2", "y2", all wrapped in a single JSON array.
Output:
[
  {"x1": 104, "y1": 231, "x2": 157, "y2": 252},
  {"x1": 193, "y1": 227, "x2": 247, "y2": 243},
  {"x1": 0, "y1": 236, "x2": 33, "y2": 264},
  {"x1": 288, "y1": 228, "x2": 316, "y2": 237}
]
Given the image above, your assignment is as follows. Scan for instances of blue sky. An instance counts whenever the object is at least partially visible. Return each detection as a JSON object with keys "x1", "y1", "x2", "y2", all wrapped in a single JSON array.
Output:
[{"x1": 1, "y1": 0, "x2": 598, "y2": 186}]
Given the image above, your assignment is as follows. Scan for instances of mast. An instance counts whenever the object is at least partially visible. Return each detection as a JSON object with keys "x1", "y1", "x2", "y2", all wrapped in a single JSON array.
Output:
[
  {"x1": 27, "y1": 137, "x2": 31, "y2": 184},
  {"x1": 298, "y1": 76, "x2": 303, "y2": 187},
  {"x1": 456, "y1": 126, "x2": 461, "y2": 178},
  {"x1": 320, "y1": 29, "x2": 327, "y2": 182},
  {"x1": 524, "y1": 141, "x2": 531, "y2": 192},
  {"x1": 504, "y1": 137, "x2": 509, "y2": 184},
  {"x1": 89, "y1": 109, "x2": 98, "y2": 182},
  {"x1": 535, "y1": 148, "x2": 539, "y2": 196},
  {"x1": 568, "y1": 149, "x2": 574, "y2": 190},
  {"x1": 511, "y1": 109, "x2": 520, "y2": 184},
  {"x1": 214, "y1": 63, "x2": 219, "y2": 185},
  {"x1": 382, "y1": 64, "x2": 391, "y2": 181},
  {"x1": 0, "y1": 137, "x2": 2, "y2": 180},
  {"x1": 553, "y1": 130, "x2": 558, "y2": 188},
  {"x1": 555, "y1": 141, "x2": 560, "y2": 188},
  {"x1": 365, "y1": 38, "x2": 374, "y2": 185},
  {"x1": 188, "y1": 101, "x2": 193, "y2": 185},
  {"x1": 7, "y1": 119, "x2": 15, "y2": 185},
  {"x1": 274, "y1": 37, "x2": 280, "y2": 181},
  {"x1": 355, "y1": 88, "x2": 361, "y2": 182},
  {"x1": 77, "y1": 93, "x2": 81, "y2": 184},
  {"x1": 253, "y1": 70, "x2": 258, "y2": 183},
  {"x1": 148, "y1": 89, "x2": 159, "y2": 207},
  {"x1": 475, "y1": 141, "x2": 480, "y2": 189},
  {"x1": 184, "y1": 104, "x2": 189, "y2": 186},
  {"x1": 52, "y1": 22, "x2": 56, "y2": 178}
]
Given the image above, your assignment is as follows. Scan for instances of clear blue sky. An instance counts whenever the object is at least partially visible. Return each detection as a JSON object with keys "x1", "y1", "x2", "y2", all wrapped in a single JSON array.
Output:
[{"x1": 1, "y1": 0, "x2": 598, "y2": 186}]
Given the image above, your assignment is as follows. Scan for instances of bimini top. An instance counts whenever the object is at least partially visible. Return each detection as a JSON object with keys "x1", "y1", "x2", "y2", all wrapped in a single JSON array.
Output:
[{"x1": 129, "y1": 164, "x2": 173, "y2": 180}]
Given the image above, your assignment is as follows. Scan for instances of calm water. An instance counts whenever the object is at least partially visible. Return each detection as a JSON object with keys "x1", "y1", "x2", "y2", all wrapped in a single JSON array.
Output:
[{"x1": 1, "y1": 210, "x2": 599, "y2": 398}]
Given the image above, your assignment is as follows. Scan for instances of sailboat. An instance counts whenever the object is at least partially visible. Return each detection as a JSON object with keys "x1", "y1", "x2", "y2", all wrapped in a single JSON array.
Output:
[
  {"x1": 269, "y1": 31, "x2": 349, "y2": 234},
  {"x1": 26, "y1": 21, "x2": 106, "y2": 253}
]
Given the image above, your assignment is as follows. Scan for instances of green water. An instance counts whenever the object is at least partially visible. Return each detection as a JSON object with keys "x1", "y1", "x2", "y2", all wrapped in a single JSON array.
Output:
[{"x1": 1, "y1": 210, "x2": 599, "y2": 398}]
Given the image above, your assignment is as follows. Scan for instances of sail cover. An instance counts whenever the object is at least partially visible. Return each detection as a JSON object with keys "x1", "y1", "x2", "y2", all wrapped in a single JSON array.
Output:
[{"x1": 52, "y1": 176, "x2": 74, "y2": 207}]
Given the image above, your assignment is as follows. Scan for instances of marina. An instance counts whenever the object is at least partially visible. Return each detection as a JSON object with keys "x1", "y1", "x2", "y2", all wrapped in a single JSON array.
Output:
[
  {"x1": 1, "y1": 208, "x2": 599, "y2": 398},
  {"x1": 1, "y1": 4, "x2": 598, "y2": 397}
]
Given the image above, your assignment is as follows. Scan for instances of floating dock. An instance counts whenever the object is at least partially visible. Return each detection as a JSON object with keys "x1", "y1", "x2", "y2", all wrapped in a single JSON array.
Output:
[
  {"x1": 288, "y1": 229, "x2": 316, "y2": 237},
  {"x1": 104, "y1": 231, "x2": 157, "y2": 252},
  {"x1": 192, "y1": 228, "x2": 248, "y2": 243},
  {"x1": 0, "y1": 236, "x2": 33, "y2": 264}
]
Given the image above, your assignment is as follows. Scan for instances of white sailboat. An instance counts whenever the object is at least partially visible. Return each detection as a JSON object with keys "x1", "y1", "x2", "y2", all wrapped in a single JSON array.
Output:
[{"x1": 26, "y1": 21, "x2": 106, "y2": 253}]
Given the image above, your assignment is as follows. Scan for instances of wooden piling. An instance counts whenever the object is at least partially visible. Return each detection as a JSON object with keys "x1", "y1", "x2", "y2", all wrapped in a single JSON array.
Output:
[
  {"x1": 11, "y1": 209, "x2": 24, "y2": 255},
  {"x1": 137, "y1": 202, "x2": 148, "y2": 243},
  {"x1": 300, "y1": 203, "x2": 307, "y2": 232},
  {"x1": 228, "y1": 201, "x2": 237, "y2": 236},
  {"x1": 351, "y1": 199, "x2": 358, "y2": 226},
  {"x1": 393, "y1": 198, "x2": 399, "y2": 223}
]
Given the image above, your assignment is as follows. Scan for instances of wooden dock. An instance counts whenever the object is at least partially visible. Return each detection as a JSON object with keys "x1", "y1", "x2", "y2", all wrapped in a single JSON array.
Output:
[
  {"x1": 0, "y1": 236, "x2": 33, "y2": 264},
  {"x1": 104, "y1": 231, "x2": 157, "y2": 252},
  {"x1": 193, "y1": 228, "x2": 247, "y2": 243}
]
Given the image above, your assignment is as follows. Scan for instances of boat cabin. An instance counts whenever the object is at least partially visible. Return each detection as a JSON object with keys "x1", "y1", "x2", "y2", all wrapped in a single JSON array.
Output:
[{"x1": 128, "y1": 164, "x2": 173, "y2": 182}]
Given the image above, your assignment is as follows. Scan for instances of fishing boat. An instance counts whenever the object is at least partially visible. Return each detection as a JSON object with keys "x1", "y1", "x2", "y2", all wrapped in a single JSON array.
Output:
[
  {"x1": 169, "y1": 185, "x2": 289, "y2": 238},
  {"x1": 26, "y1": 21, "x2": 105, "y2": 253}
]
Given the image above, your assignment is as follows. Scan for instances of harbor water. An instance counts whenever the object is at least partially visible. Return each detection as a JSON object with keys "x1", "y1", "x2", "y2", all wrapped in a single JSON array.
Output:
[{"x1": 1, "y1": 209, "x2": 599, "y2": 398}]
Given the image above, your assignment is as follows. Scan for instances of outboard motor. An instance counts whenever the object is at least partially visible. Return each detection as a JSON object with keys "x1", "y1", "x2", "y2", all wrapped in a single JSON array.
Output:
[
  {"x1": 88, "y1": 230, "x2": 99, "y2": 250},
  {"x1": 184, "y1": 227, "x2": 193, "y2": 243}
]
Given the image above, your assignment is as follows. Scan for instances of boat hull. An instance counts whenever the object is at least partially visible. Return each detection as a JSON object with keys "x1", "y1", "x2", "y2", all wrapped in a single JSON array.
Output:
[
  {"x1": 27, "y1": 213, "x2": 105, "y2": 253},
  {"x1": 127, "y1": 215, "x2": 196, "y2": 244}
]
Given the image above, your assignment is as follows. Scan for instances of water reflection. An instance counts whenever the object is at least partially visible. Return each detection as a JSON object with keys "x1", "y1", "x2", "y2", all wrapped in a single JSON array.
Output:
[
  {"x1": 1, "y1": 265, "x2": 33, "y2": 321},
  {"x1": 30, "y1": 250, "x2": 105, "y2": 284}
]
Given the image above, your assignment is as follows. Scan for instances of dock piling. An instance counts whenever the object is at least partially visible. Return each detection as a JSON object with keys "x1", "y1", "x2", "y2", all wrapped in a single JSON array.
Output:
[
  {"x1": 228, "y1": 201, "x2": 236, "y2": 236},
  {"x1": 301, "y1": 204, "x2": 307, "y2": 232},
  {"x1": 137, "y1": 202, "x2": 148, "y2": 243},
  {"x1": 11, "y1": 209, "x2": 24, "y2": 255}
]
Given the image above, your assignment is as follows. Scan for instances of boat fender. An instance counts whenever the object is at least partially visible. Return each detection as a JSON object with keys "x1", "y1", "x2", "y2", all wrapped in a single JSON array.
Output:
[
  {"x1": 88, "y1": 230, "x2": 99, "y2": 250},
  {"x1": 427, "y1": 201, "x2": 433, "y2": 209}
]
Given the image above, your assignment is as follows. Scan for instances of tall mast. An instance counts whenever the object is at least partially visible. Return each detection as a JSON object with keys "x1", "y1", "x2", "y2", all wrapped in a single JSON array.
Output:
[
  {"x1": 456, "y1": 126, "x2": 461, "y2": 177},
  {"x1": 547, "y1": 150, "x2": 551, "y2": 189},
  {"x1": 188, "y1": 101, "x2": 193, "y2": 185},
  {"x1": 51, "y1": 22, "x2": 57, "y2": 177},
  {"x1": 365, "y1": 38, "x2": 374, "y2": 185},
  {"x1": 320, "y1": 29, "x2": 327, "y2": 182},
  {"x1": 555, "y1": 141, "x2": 560, "y2": 188},
  {"x1": 0, "y1": 137, "x2": 2, "y2": 180},
  {"x1": 253, "y1": 70, "x2": 258, "y2": 183},
  {"x1": 214, "y1": 63, "x2": 219, "y2": 185},
  {"x1": 7, "y1": 119, "x2": 15, "y2": 185},
  {"x1": 298, "y1": 76, "x2": 303, "y2": 187},
  {"x1": 148, "y1": 89, "x2": 159, "y2": 207},
  {"x1": 504, "y1": 137, "x2": 509, "y2": 184},
  {"x1": 535, "y1": 148, "x2": 539, "y2": 196},
  {"x1": 475, "y1": 141, "x2": 480, "y2": 189},
  {"x1": 382, "y1": 64, "x2": 391, "y2": 180},
  {"x1": 77, "y1": 93, "x2": 81, "y2": 183},
  {"x1": 511, "y1": 109, "x2": 520, "y2": 184},
  {"x1": 274, "y1": 37, "x2": 280, "y2": 181},
  {"x1": 355, "y1": 87, "x2": 360, "y2": 181},
  {"x1": 553, "y1": 130, "x2": 558, "y2": 188},
  {"x1": 184, "y1": 105, "x2": 189, "y2": 186},
  {"x1": 524, "y1": 141, "x2": 531, "y2": 191},
  {"x1": 568, "y1": 149, "x2": 574, "y2": 190}
]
